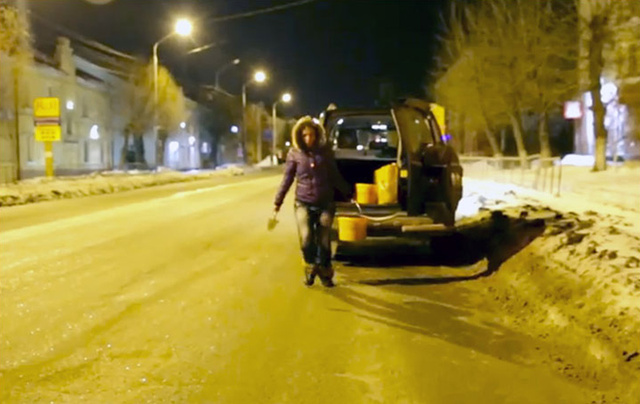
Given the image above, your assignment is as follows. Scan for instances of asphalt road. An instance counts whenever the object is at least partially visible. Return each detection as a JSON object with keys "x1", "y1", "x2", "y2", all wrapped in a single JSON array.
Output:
[{"x1": 0, "y1": 173, "x2": 600, "y2": 403}]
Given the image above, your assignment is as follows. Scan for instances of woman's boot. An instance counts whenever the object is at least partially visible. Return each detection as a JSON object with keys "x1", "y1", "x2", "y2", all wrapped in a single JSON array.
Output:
[
  {"x1": 304, "y1": 264, "x2": 317, "y2": 286},
  {"x1": 318, "y1": 265, "x2": 335, "y2": 287}
]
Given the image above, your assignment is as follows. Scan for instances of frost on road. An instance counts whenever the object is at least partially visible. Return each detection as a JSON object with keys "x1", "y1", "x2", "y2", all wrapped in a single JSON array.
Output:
[{"x1": 1, "y1": 174, "x2": 639, "y2": 403}]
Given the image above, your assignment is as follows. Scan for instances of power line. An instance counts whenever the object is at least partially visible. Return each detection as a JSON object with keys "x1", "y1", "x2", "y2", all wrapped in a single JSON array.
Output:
[
  {"x1": 208, "y1": 0, "x2": 318, "y2": 23},
  {"x1": 28, "y1": 0, "x2": 319, "y2": 74},
  {"x1": 30, "y1": 12, "x2": 137, "y2": 61}
]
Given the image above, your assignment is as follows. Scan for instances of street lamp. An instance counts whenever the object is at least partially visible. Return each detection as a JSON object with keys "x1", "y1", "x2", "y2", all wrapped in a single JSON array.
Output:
[
  {"x1": 241, "y1": 70, "x2": 268, "y2": 163},
  {"x1": 272, "y1": 92, "x2": 292, "y2": 165},
  {"x1": 215, "y1": 58, "x2": 241, "y2": 91},
  {"x1": 254, "y1": 71, "x2": 267, "y2": 83},
  {"x1": 152, "y1": 17, "x2": 193, "y2": 158},
  {"x1": 174, "y1": 18, "x2": 193, "y2": 36}
]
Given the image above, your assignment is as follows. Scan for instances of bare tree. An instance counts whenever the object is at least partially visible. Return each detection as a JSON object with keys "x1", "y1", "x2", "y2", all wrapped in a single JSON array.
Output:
[
  {"x1": 517, "y1": 0, "x2": 578, "y2": 163},
  {"x1": 435, "y1": 3, "x2": 503, "y2": 157},
  {"x1": 116, "y1": 61, "x2": 186, "y2": 168},
  {"x1": 0, "y1": 1, "x2": 32, "y2": 180},
  {"x1": 436, "y1": 0, "x2": 529, "y2": 163},
  {"x1": 578, "y1": 0, "x2": 613, "y2": 171},
  {"x1": 437, "y1": 0, "x2": 579, "y2": 167}
]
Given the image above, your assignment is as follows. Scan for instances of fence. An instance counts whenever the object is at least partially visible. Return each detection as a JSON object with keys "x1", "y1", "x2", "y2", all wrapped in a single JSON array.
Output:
[{"x1": 459, "y1": 154, "x2": 562, "y2": 196}]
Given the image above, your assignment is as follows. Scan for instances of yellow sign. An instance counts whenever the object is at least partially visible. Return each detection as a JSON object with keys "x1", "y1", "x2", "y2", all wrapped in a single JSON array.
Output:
[
  {"x1": 34, "y1": 97, "x2": 60, "y2": 118},
  {"x1": 35, "y1": 125, "x2": 61, "y2": 142}
]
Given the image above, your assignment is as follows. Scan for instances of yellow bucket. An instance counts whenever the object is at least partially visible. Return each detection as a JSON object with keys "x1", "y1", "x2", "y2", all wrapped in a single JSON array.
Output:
[
  {"x1": 337, "y1": 217, "x2": 368, "y2": 242},
  {"x1": 355, "y1": 183, "x2": 378, "y2": 204},
  {"x1": 374, "y1": 163, "x2": 398, "y2": 204}
]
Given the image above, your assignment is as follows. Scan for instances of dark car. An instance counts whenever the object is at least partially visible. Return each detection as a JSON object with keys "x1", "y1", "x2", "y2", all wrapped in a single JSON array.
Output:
[{"x1": 322, "y1": 98, "x2": 463, "y2": 247}]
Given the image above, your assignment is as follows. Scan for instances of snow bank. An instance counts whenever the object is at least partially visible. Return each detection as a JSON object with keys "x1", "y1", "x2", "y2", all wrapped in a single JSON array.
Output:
[
  {"x1": 0, "y1": 166, "x2": 246, "y2": 208},
  {"x1": 463, "y1": 164, "x2": 640, "y2": 213},
  {"x1": 558, "y1": 165, "x2": 640, "y2": 213},
  {"x1": 561, "y1": 154, "x2": 595, "y2": 167},
  {"x1": 256, "y1": 156, "x2": 279, "y2": 168},
  {"x1": 462, "y1": 178, "x2": 640, "y2": 400}
]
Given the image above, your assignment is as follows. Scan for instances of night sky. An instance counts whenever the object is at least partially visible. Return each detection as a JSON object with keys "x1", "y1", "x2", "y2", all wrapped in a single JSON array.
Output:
[{"x1": 29, "y1": 0, "x2": 447, "y2": 116}]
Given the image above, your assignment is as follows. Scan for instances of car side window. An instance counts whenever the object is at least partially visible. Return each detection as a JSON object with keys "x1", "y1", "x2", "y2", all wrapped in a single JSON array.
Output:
[
  {"x1": 394, "y1": 107, "x2": 435, "y2": 153},
  {"x1": 425, "y1": 114, "x2": 442, "y2": 142}
]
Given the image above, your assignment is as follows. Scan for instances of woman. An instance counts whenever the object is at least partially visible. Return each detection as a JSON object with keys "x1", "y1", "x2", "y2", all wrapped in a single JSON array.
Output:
[{"x1": 274, "y1": 116, "x2": 352, "y2": 287}]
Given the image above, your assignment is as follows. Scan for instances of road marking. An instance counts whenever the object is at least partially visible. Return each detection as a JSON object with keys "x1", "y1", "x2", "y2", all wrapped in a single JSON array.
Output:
[{"x1": 168, "y1": 176, "x2": 277, "y2": 199}]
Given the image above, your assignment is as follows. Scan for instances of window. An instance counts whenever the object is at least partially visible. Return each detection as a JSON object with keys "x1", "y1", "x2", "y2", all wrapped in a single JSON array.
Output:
[
  {"x1": 66, "y1": 118, "x2": 73, "y2": 136},
  {"x1": 425, "y1": 114, "x2": 442, "y2": 141},
  {"x1": 393, "y1": 107, "x2": 435, "y2": 153},
  {"x1": 82, "y1": 96, "x2": 89, "y2": 118},
  {"x1": 328, "y1": 114, "x2": 398, "y2": 159}
]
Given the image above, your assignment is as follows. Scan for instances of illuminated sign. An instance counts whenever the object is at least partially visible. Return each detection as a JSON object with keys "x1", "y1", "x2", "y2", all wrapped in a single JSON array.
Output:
[{"x1": 564, "y1": 101, "x2": 582, "y2": 119}]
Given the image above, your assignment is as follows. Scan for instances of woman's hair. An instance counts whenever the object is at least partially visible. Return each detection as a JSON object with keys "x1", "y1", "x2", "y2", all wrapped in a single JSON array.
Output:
[{"x1": 291, "y1": 116, "x2": 326, "y2": 151}]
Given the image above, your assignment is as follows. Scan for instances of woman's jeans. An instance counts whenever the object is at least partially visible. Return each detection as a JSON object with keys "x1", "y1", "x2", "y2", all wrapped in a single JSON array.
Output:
[{"x1": 294, "y1": 201, "x2": 334, "y2": 269}]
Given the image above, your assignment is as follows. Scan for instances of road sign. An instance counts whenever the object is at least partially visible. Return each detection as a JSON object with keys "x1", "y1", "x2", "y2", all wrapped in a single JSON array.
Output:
[
  {"x1": 35, "y1": 125, "x2": 61, "y2": 142},
  {"x1": 34, "y1": 97, "x2": 60, "y2": 119}
]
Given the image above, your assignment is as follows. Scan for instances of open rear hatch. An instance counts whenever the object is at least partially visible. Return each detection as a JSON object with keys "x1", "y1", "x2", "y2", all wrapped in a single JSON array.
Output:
[{"x1": 323, "y1": 109, "x2": 400, "y2": 203}]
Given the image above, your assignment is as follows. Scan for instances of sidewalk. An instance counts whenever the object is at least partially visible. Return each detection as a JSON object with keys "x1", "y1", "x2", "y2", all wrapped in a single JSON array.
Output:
[{"x1": 0, "y1": 166, "x2": 280, "y2": 208}]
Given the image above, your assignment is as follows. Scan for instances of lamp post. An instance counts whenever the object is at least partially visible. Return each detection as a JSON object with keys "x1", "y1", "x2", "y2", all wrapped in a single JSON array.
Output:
[
  {"x1": 152, "y1": 18, "x2": 192, "y2": 164},
  {"x1": 215, "y1": 58, "x2": 240, "y2": 91},
  {"x1": 272, "y1": 92, "x2": 292, "y2": 165},
  {"x1": 240, "y1": 70, "x2": 267, "y2": 163}
]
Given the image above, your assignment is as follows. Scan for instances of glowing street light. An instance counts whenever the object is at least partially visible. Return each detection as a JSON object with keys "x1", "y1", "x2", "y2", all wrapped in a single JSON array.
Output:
[
  {"x1": 174, "y1": 18, "x2": 193, "y2": 37},
  {"x1": 230, "y1": 125, "x2": 239, "y2": 134},
  {"x1": 152, "y1": 17, "x2": 194, "y2": 148},
  {"x1": 240, "y1": 70, "x2": 269, "y2": 163},
  {"x1": 272, "y1": 92, "x2": 293, "y2": 165},
  {"x1": 254, "y1": 70, "x2": 267, "y2": 83}
]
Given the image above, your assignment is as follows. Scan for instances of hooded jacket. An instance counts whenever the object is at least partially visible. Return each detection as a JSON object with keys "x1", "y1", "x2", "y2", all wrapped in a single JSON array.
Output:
[{"x1": 274, "y1": 116, "x2": 351, "y2": 208}]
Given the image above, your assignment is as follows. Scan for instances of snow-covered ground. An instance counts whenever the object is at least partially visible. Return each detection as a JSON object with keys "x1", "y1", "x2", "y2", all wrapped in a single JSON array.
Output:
[
  {"x1": 1, "y1": 164, "x2": 638, "y2": 401},
  {"x1": 463, "y1": 162, "x2": 640, "y2": 213},
  {"x1": 458, "y1": 166, "x2": 640, "y2": 401},
  {"x1": 0, "y1": 166, "x2": 247, "y2": 207}
]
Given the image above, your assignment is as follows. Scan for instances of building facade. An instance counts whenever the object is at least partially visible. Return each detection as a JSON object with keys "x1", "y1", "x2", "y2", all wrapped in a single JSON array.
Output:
[
  {"x1": 576, "y1": 0, "x2": 640, "y2": 160},
  {"x1": 1, "y1": 38, "x2": 113, "y2": 181},
  {"x1": 0, "y1": 36, "x2": 201, "y2": 183}
]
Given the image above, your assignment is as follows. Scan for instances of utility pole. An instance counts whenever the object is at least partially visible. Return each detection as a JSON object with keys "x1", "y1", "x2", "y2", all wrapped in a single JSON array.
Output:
[
  {"x1": 12, "y1": 0, "x2": 30, "y2": 181},
  {"x1": 13, "y1": 65, "x2": 21, "y2": 181}
]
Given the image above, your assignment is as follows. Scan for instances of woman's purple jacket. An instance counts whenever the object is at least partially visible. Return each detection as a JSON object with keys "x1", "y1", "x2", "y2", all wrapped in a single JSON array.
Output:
[{"x1": 274, "y1": 145, "x2": 351, "y2": 208}]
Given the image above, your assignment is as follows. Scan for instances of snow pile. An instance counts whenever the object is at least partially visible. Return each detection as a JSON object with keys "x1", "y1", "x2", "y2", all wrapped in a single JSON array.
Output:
[
  {"x1": 561, "y1": 154, "x2": 595, "y2": 167},
  {"x1": 557, "y1": 165, "x2": 640, "y2": 213},
  {"x1": 256, "y1": 156, "x2": 279, "y2": 168},
  {"x1": 456, "y1": 180, "x2": 521, "y2": 220},
  {"x1": 0, "y1": 167, "x2": 246, "y2": 207},
  {"x1": 464, "y1": 164, "x2": 640, "y2": 213},
  {"x1": 462, "y1": 179, "x2": 640, "y2": 400}
]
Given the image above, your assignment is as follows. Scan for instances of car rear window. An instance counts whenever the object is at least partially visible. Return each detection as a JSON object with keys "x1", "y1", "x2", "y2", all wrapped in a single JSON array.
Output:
[{"x1": 327, "y1": 114, "x2": 398, "y2": 159}]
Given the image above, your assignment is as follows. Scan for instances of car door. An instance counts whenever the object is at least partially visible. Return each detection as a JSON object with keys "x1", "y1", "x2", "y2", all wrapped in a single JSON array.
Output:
[
  {"x1": 392, "y1": 100, "x2": 438, "y2": 215},
  {"x1": 392, "y1": 99, "x2": 462, "y2": 219}
]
